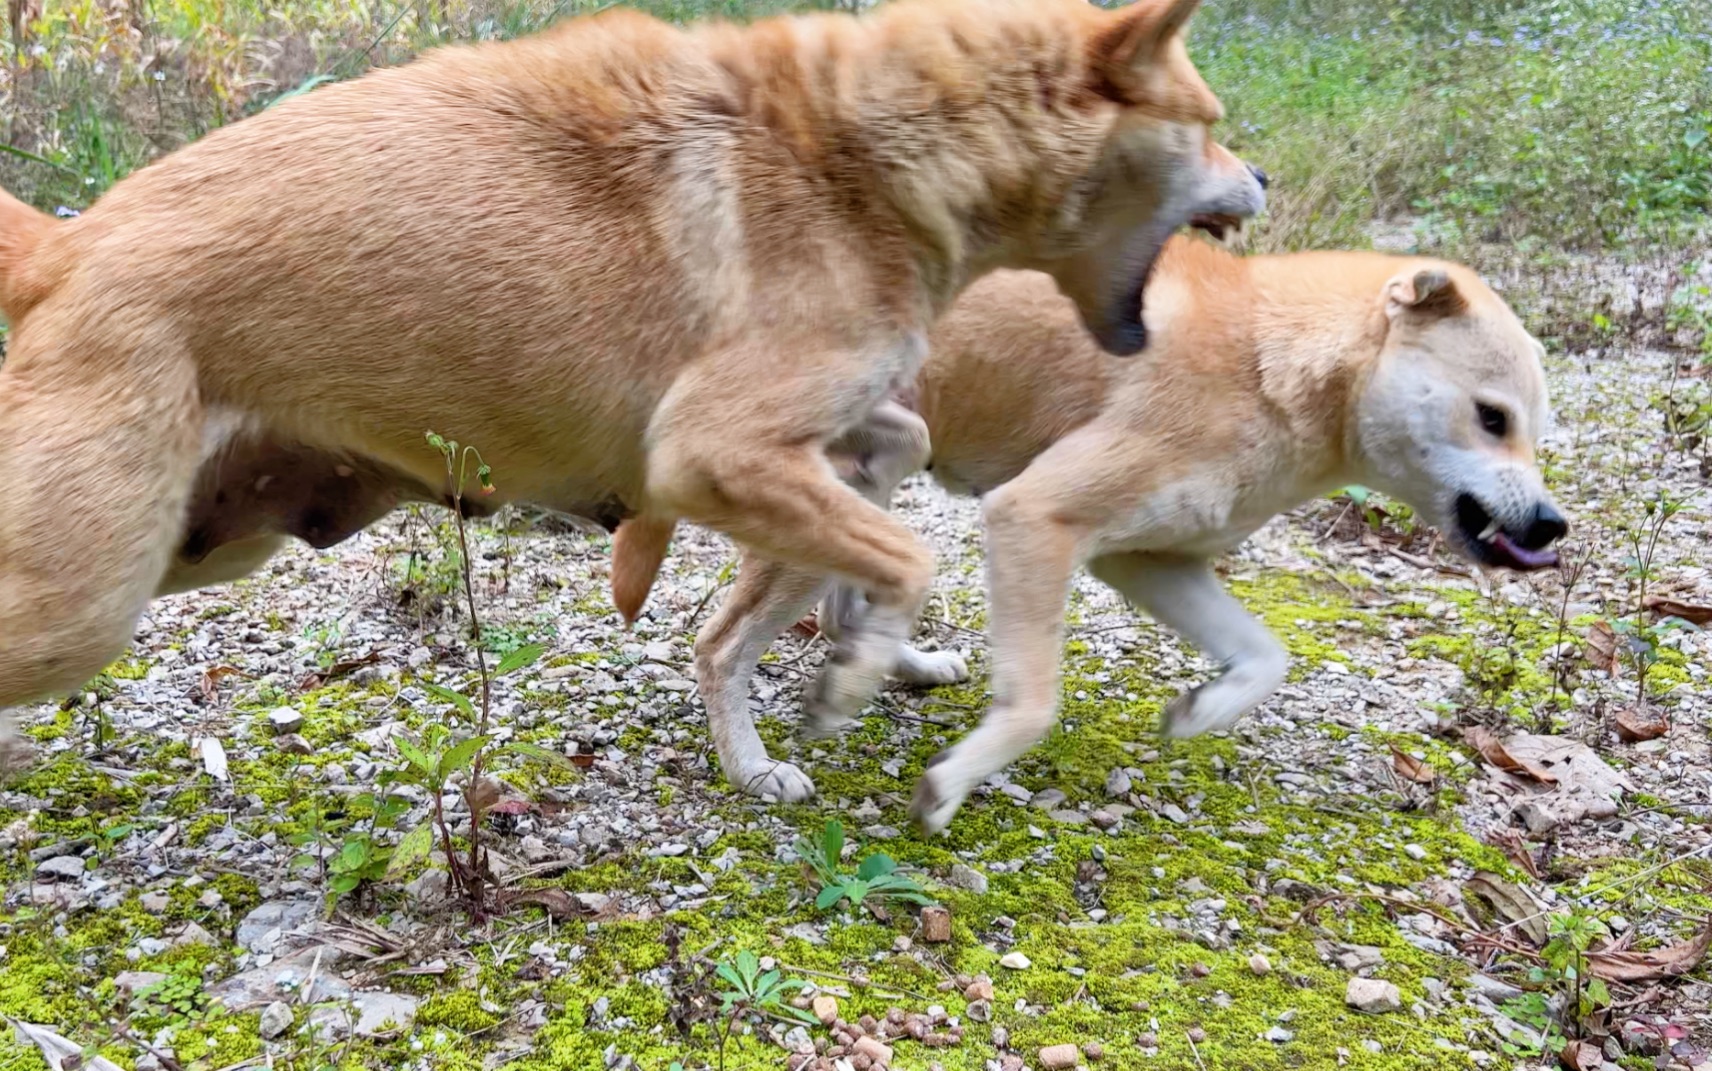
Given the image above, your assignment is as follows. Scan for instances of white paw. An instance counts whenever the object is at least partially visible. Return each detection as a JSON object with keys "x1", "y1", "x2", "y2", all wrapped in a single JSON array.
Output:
[
  {"x1": 893, "y1": 649, "x2": 970, "y2": 687},
  {"x1": 908, "y1": 758, "x2": 968, "y2": 836},
  {"x1": 1160, "y1": 683, "x2": 1243, "y2": 738},
  {"x1": 803, "y1": 658, "x2": 878, "y2": 737},
  {"x1": 730, "y1": 760, "x2": 817, "y2": 802},
  {"x1": 0, "y1": 728, "x2": 31, "y2": 779}
]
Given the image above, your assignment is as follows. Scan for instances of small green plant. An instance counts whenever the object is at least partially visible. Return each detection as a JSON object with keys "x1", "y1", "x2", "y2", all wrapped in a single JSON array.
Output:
[
  {"x1": 132, "y1": 972, "x2": 208, "y2": 1027},
  {"x1": 1612, "y1": 488, "x2": 1694, "y2": 711},
  {"x1": 1499, "y1": 907, "x2": 1614, "y2": 1060},
  {"x1": 711, "y1": 950, "x2": 816, "y2": 1071},
  {"x1": 792, "y1": 819, "x2": 934, "y2": 914}
]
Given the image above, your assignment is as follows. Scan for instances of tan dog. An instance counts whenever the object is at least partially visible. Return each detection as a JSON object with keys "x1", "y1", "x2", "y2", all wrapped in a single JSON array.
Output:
[
  {"x1": 0, "y1": 0, "x2": 1268, "y2": 766},
  {"x1": 614, "y1": 237, "x2": 1565, "y2": 822}
]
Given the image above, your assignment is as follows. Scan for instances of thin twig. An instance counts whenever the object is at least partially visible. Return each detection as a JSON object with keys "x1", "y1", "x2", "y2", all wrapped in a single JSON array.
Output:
[{"x1": 772, "y1": 963, "x2": 937, "y2": 1003}]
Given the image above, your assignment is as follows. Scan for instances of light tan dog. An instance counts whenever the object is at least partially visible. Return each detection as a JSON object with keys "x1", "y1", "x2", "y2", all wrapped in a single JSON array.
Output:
[
  {"x1": 0, "y1": 0, "x2": 1268, "y2": 766},
  {"x1": 614, "y1": 236, "x2": 1565, "y2": 823}
]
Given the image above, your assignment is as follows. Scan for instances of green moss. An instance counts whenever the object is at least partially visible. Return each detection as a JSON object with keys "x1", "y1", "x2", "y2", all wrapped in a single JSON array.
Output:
[{"x1": 417, "y1": 989, "x2": 503, "y2": 1033}]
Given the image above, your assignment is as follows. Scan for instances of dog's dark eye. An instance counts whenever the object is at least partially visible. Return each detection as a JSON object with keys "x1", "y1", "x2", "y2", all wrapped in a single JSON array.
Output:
[{"x1": 1476, "y1": 403, "x2": 1509, "y2": 438}]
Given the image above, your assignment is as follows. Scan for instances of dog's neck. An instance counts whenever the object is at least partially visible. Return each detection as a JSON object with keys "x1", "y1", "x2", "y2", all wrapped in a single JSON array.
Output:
[
  {"x1": 701, "y1": 3, "x2": 1102, "y2": 321},
  {"x1": 1247, "y1": 263, "x2": 1395, "y2": 496}
]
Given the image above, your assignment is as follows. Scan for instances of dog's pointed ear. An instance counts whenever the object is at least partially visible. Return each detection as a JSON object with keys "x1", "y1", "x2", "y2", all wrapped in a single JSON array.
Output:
[
  {"x1": 1384, "y1": 268, "x2": 1467, "y2": 321},
  {"x1": 1090, "y1": 0, "x2": 1202, "y2": 91}
]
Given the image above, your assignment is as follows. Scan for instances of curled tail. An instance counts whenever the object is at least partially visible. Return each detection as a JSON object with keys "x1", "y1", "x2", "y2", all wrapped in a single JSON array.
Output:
[
  {"x1": 0, "y1": 187, "x2": 58, "y2": 323},
  {"x1": 610, "y1": 514, "x2": 677, "y2": 625}
]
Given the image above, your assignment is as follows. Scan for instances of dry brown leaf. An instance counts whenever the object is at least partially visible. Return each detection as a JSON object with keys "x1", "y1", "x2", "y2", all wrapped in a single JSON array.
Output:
[
  {"x1": 499, "y1": 888, "x2": 581, "y2": 919},
  {"x1": 1643, "y1": 594, "x2": 1712, "y2": 626},
  {"x1": 1389, "y1": 745, "x2": 1438, "y2": 785},
  {"x1": 1488, "y1": 829, "x2": 1541, "y2": 881},
  {"x1": 1615, "y1": 707, "x2": 1669, "y2": 743},
  {"x1": 1584, "y1": 620, "x2": 1620, "y2": 674},
  {"x1": 1463, "y1": 727, "x2": 1558, "y2": 784},
  {"x1": 1587, "y1": 918, "x2": 1712, "y2": 983},
  {"x1": 1466, "y1": 871, "x2": 1550, "y2": 947},
  {"x1": 790, "y1": 613, "x2": 820, "y2": 638},
  {"x1": 1558, "y1": 1039, "x2": 1603, "y2": 1071}
]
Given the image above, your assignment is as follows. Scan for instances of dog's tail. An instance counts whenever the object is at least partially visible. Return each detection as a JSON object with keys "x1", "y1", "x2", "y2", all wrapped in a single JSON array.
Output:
[
  {"x1": 0, "y1": 188, "x2": 58, "y2": 323},
  {"x1": 610, "y1": 514, "x2": 677, "y2": 625}
]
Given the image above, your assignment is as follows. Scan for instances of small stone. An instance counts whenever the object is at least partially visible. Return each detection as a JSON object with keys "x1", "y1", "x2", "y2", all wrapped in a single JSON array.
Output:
[
  {"x1": 1104, "y1": 768, "x2": 1132, "y2": 797},
  {"x1": 1137, "y1": 1031, "x2": 1159, "y2": 1049},
  {"x1": 1038, "y1": 1043, "x2": 1079, "y2": 1069},
  {"x1": 851, "y1": 1035, "x2": 892, "y2": 1065},
  {"x1": 1187, "y1": 1028, "x2": 1206, "y2": 1044},
  {"x1": 1333, "y1": 945, "x2": 1385, "y2": 972},
  {"x1": 275, "y1": 734, "x2": 314, "y2": 756},
  {"x1": 1264, "y1": 1026, "x2": 1295, "y2": 1043},
  {"x1": 198, "y1": 889, "x2": 223, "y2": 909},
  {"x1": 114, "y1": 971, "x2": 167, "y2": 998},
  {"x1": 1029, "y1": 788, "x2": 1068, "y2": 810},
  {"x1": 942, "y1": 864, "x2": 989, "y2": 897},
  {"x1": 405, "y1": 869, "x2": 449, "y2": 905},
  {"x1": 1189, "y1": 963, "x2": 1211, "y2": 978},
  {"x1": 306, "y1": 991, "x2": 419, "y2": 1039},
  {"x1": 260, "y1": 1001, "x2": 294, "y2": 1040},
  {"x1": 812, "y1": 995, "x2": 839, "y2": 1026},
  {"x1": 1248, "y1": 953, "x2": 1271, "y2": 976},
  {"x1": 964, "y1": 977, "x2": 994, "y2": 1002},
  {"x1": 35, "y1": 855, "x2": 86, "y2": 881},
  {"x1": 1403, "y1": 844, "x2": 1428, "y2": 861},
  {"x1": 1089, "y1": 810, "x2": 1119, "y2": 830},
  {"x1": 921, "y1": 905, "x2": 952, "y2": 944},
  {"x1": 966, "y1": 999, "x2": 991, "y2": 1022},
  {"x1": 999, "y1": 952, "x2": 1031, "y2": 970},
  {"x1": 266, "y1": 706, "x2": 305, "y2": 734},
  {"x1": 893, "y1": 935, "x2": 913, "y2": 952},
  {"x1": 173, "y1": 922, "x2": 216, "y2": 947},
  {"x1": 1346, "y1": 978, "x2": 1402, "y2": 1014},
  {"x1": 1084, "y1": 1041, "x2": 1104, "y2": 1060},
  {"x1": 139, "y1": 891, "x2": 170, "y2": 913}
]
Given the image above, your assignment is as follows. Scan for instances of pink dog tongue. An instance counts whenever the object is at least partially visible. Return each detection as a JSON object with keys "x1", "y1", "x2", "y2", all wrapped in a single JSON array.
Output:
[{"x1": 1491, "y1": 532, "x2": 1559, "y2": 570}]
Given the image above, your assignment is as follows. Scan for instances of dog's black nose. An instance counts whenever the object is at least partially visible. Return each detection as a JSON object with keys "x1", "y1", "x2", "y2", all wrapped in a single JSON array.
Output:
[
  {"x1": 1518, "y1": 502, "x2": 1567, "y2": 550},
  {"x1": 1248, "y1": 163, "x2": 1270, "y2": 190}
]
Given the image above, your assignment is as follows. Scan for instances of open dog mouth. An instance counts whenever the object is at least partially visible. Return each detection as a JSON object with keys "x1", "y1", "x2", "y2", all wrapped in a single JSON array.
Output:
[
  {"x1": 1187, "y1": 212, "x2": 1245, "y2": 243},
  {"x1": 1453, "y1": 493, "x2": 1559, "y2": 571}
]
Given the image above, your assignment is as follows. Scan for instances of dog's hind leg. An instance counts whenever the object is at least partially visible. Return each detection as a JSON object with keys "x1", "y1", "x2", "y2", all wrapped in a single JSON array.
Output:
[
  {"x1": 651, "y1": 399, "x2": 937, "y2": 742},
  {"x1": 817, "y1": 401, "x2": 968, "y2": 689},
  {"x1": 1088, "y1": 552, "x2": 1287, "y2": 738},
  {"x1": 695, "y1": 549, "x2": 828, "y2": 801},
  {"x1": 0, "y1": 312, "x2": 202, "y2": 768}
]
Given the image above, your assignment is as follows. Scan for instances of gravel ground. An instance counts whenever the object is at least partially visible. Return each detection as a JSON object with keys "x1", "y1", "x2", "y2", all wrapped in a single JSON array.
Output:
[{"x1": 2, "y1": 256, "x2": 1710, "y2": 1071}]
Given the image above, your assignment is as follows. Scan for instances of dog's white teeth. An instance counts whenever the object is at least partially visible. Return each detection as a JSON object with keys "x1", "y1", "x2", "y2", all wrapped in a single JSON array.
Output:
[{"x1": 1478, "y1": 520, "x2": 1501, "y2": 542}]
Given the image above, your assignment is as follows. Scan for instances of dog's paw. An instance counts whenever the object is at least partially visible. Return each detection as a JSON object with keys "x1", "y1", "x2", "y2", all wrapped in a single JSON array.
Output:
[
  {"x1": 1160, "y1": 684, "x2": 1243, "y2": 738},
  {"x1": 732, "y1": 760, "x2": 816, "y2": 803},
  {"x1": 0, "y1": 729, "x2": 33, "y2": 781},
  {"x1": 893, "y1": 648, "x2": 969, "y2": 688},
  {"x1": 908, "y1": 751, "x2": 966, "y2": 836},
  {"x1": 804, "y1": 654, "x2": 878, "y2": 733}
]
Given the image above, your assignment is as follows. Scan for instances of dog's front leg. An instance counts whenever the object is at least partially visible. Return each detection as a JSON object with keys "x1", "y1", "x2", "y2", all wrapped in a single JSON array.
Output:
[
  {"x1": 695, "y1": 549, "x2": 826, "y2": 801},
  {"x1": 909, "y1": 470, "x2": 1085, "y2": 835},
  {"x1": 648, "y1": 371, "x2": 937, "y2": 742},
  {"x1": 1088, "y1": 552, "x2": 1288, "y2": 737},
  {"x1": 820, "y1": 401, "x2": 967, "y2": 689}
]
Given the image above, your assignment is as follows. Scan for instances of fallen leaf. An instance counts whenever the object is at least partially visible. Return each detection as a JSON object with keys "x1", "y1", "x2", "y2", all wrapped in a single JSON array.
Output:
[
  {"x1": 487, "y1": 799, "x2": 538, "y2": 816},
  {"x1": 1584, "y1": 620, "x2": 1620, "y2": 674},
  {"x1": 1588, "y1": 918, "x2": 1712, "y2": 983},
  {"x1": 465, "y1": 777, "x2": 502, "y2": 820},
  {"x1": 1643, "y1": 594, "x2": 1712, "y2": 626},
  {"x1": 194, "y1": 736, "x2": 229, "y2": 782},
  {"x1": 1463, "y1": 727, "x2": 1558, "y2": 784},
  {"x1": 497, "y1": 888, "x2": 600, "y2": 920},
  {"x1": 790, "y1": 613, "x2": 820, "y2": 638},
  {"x1": 1465, "y1": 871, "x2": 1550, "y2": 947},
  {"x1": 198, "y1": 664, "x2": 246, "y2": 703},
  {"x1": 1488, "y1": 829, "x2": 1541, "y2": 881},
  {"x1": 1615, "y1": 707, "x2": 1669, "y2": 743},
  {"x1": 569, "y1": 753, "x2": 596, "y2": 768},
  {"x1": 1389, "y1": 745, "x2": 1438, "y2": 785},
  {"x1": 7, "y1": 1020, "x2": 126, "y2": 1071},
  {"x1": 1558, "y1": 1038, "x2": 1603, "y2": 1071}
]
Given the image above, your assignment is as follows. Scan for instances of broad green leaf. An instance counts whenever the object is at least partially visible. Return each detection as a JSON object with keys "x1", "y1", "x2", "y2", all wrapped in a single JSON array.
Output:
[
  {"x1": 822, "y1": 820, "x2": 844, "y2": 869},
  {"x1": 423, "y1": 682, "x2": 477, "y2": 720},
  {"x1": 856, "y1": 854, "x2": 897, "y2": 881},
  {"x1": 439, "y1": 735, "x2": 491, "y2": 778},
  {"x1": 715, "y1": 963, "x2": 744, "y2": 992},
  {"x1": 815, "y1": 884, "x2": 847, "y2": 911},
  {"x1": 495, "y1": 643, "x2": 546, "y2": 677},
  {"x1": 384, "y1": 824, "x2": 434, "y2": 880},
  {"x1": 735, "y1": 950, "x2": 759, "y2": 986},
  {"x1": 842, "y1": 878, "x2": 869, "y2": 906},
  {"x1": 394, "y1": 736, "x2": 436, "y2": 775}
]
